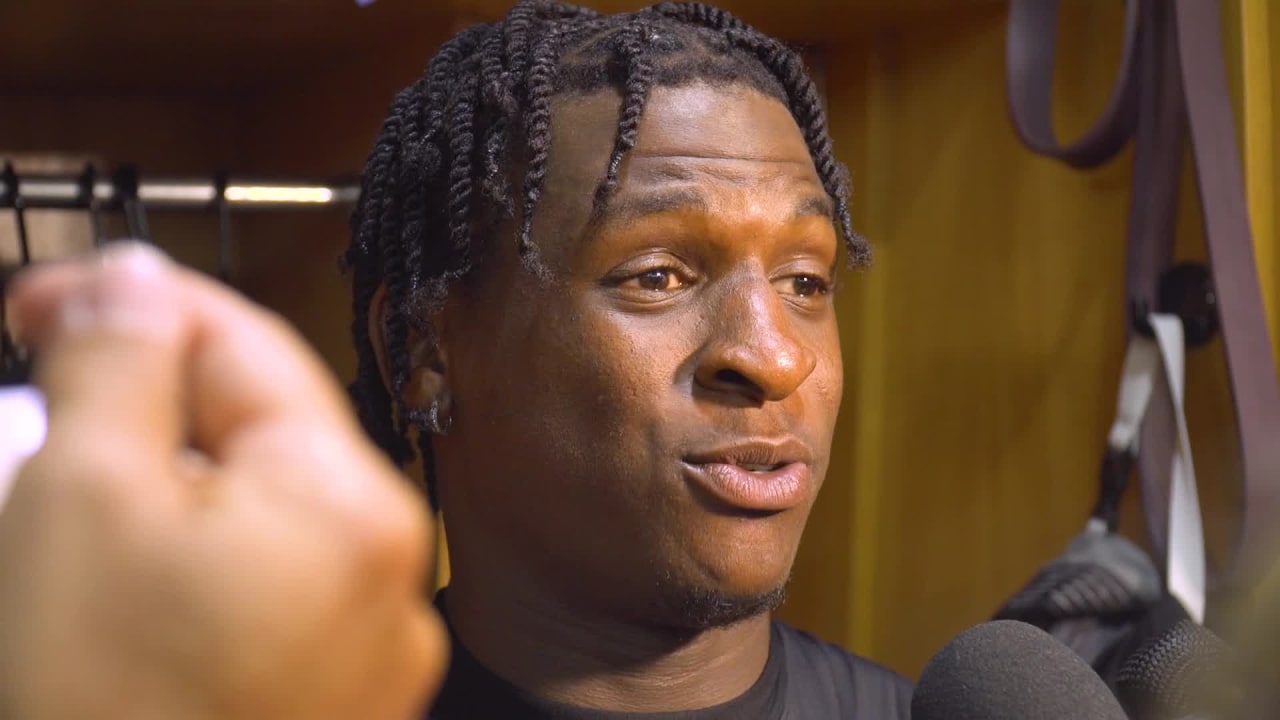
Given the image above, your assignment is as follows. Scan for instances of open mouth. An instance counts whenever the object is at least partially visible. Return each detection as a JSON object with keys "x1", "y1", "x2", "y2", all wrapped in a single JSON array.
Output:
[
  {"x1": 737, "y1": 463, "x2": 786, "y2": 473},
  {"x1": 681, "y1": 441, "x2": 813, "y2": 513}
]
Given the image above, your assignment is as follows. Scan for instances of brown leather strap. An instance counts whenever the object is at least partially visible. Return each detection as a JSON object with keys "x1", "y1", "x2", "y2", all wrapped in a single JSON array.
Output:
[
  {"x1": 1130, "y1": 0, "x2": 1184, "y2": 568},
  {"x1": 1005, "y1": 0, "x2": 1142, "y2": 167},
  {"x1": 1008, "y1": 0, "x2": 1181, "y2": 557},
  {"x1": 1006, "y1": 0, "x2": 1280, "y2": 578},
  {"x1": 1174, "y1": 0, "x2": 1280, "y2": 573}
]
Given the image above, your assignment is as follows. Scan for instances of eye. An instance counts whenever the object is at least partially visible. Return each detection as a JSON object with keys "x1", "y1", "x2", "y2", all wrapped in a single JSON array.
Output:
[
  {"x1": 790, "y1": 275, "x2": 830, "y2": 297},
  {"x1": 776, "y1": 273, "x2": 832, "y2": 299},
  {"x1": 613, "y1": 264, "x2": 694, "y2": 297},
  {"x1": 633, "y1": 268, "x2": 683, "y2": 292},
  {"x1": 602, "y1": 252, "x2": 697, "y2": 304}
]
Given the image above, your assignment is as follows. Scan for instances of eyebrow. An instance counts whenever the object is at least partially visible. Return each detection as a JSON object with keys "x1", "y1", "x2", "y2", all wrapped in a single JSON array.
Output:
[
  {"x1": 793, "y1": 194, "x2": 835, "y2": 220},
  {"x1": 604, "y1": 188, "x2": 708, "y2": 224},
  {"x1": 600, "y1": 188, "x2": 834, "y2": 226}
]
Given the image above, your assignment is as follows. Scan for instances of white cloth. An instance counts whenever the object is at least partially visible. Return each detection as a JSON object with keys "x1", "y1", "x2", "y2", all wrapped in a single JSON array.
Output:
[
  {"x1": 1105, "y1": 313, "x2": 1205, "y2": 623},
  {"x1": 0, "y1": 385, "x2": 45, "y2": 511}
]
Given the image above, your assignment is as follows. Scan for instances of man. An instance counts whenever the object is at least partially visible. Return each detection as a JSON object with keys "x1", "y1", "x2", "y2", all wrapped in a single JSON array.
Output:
[
  {"x1": 0, "y1": 1, "x2": 911, "y2": 717},
  {"x1": 345, "y1": 1, "x2": 910, "y2": 716}
]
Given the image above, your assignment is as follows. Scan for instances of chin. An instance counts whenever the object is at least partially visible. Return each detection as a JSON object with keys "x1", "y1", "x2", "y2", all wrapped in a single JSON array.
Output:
[
  {"x1": 632, "y1": 512, "x2": 803, "y2": 631},
  {"x1": 652, "y1": 571, "x2": 790, "y2": 632}
]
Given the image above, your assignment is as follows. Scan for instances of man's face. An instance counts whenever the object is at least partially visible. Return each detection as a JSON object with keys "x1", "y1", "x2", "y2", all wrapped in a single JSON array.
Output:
[{"x1": 435, "y1": 82, "x2": 843, "y2": 630}]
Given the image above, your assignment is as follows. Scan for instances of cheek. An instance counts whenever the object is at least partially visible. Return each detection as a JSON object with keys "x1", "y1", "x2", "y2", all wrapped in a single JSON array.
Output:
[
  {"x1": 485, "y1": 303, "x2": 694, "y2": 525},
  {"x1": 465, "y1": 291, "x2": 686, "y2": 479},
  {"x1": 804, "y1": 320, "x2": 844, "y2": 465},
  {"x1": 529, "y1": 305, "x2": 686, "y2": 437},
  {"x1": 818, "y1": 323, "x2": 843, "y2": 411}
]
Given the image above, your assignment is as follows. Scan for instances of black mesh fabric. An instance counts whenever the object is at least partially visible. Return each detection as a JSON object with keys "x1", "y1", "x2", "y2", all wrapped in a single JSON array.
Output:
[
  {"x1": 994, "y1": 524, "x2": 1190, "y2": 692},
  {"x1": 998, "y1": 561, "x2": 1149, "y2": 622},
  {"x1": 1116, "y1": 620, "x2": 1236, "y2": 719}
]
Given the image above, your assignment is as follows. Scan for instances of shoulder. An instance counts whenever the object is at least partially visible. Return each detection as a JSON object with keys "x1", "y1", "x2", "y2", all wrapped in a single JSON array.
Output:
[{"x1": 772, "y1": 620, "x2": 914, "y2": 719}]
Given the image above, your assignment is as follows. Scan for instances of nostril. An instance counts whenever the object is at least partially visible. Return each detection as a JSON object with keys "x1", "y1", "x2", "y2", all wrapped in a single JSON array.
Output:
[{"x1": 714, "y1": 368, "x2": 754, "y2": 389}]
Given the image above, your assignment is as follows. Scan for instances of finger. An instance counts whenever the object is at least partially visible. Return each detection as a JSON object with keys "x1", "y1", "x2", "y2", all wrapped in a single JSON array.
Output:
[
  {"x1": 26, "y1": 245, "x2": 189, "y2": 459},
  {"x1": 18, "y1": 243, "x2": 360, "y2": 463},
  {"x1": 387, "y1": 603, "x2": 451, "y2": 719},
  {"x1": 5, "y1": 259, "x2": 95, "y2": 350},
  {"x1": 153, "y1": 259, "x2": 358, "y2": 457}
]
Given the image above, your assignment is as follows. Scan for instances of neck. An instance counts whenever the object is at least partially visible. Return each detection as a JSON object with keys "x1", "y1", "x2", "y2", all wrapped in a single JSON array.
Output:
[{"x1": 446, "y1": 571, "x2": 773, "y2": 712}]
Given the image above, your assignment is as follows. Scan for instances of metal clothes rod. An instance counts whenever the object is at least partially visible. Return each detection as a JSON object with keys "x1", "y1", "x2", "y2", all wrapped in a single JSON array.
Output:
[{"x1": 0, "y1": 174, "x2": 361, "y2": 210}]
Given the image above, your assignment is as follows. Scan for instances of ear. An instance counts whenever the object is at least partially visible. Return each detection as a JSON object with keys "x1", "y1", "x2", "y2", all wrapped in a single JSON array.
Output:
[{"x1": 367, "y1": 285, "x2": 450, "y2": 414}]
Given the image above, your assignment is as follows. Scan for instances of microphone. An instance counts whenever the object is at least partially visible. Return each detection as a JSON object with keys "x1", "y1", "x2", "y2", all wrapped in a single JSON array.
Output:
[
  {"x1": 911, "y1": 620, "x2": 1127, "y2": 720},
  {"x1": 1115, "y1": 619, "x2": 1270, "y2": 720}
]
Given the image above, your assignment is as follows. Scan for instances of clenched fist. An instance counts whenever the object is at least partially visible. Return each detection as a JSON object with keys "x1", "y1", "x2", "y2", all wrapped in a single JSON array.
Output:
[{"x1": 0, "y1": 244, "x2": 447, "y2": 719}]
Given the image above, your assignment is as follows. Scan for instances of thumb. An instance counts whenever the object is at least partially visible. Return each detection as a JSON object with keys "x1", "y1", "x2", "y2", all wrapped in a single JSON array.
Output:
[{"x1": 12, "y1": 244, "x2": 188, "y2": 461}]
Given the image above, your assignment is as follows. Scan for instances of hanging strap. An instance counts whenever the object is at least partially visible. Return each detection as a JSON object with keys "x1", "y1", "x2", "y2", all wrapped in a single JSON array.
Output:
[
  {"x1": 1006, "y1": 0, "x2": 1280, "y2": 582},
  {"x1": 1005, "y1": 0, "x2": 1143, "y2": 167},
  {"x1": 1174, "y1": 0, "x2": 1280, "y2": 574},
  {"x1": 1127, "y1": 0, "x2": 1186, "y2": 558}
]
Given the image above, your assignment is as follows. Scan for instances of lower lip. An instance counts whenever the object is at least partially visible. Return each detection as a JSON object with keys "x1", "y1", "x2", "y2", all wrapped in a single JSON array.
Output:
[{"x1": 681, "y1": 461, "x2": 811, "y2": 512}]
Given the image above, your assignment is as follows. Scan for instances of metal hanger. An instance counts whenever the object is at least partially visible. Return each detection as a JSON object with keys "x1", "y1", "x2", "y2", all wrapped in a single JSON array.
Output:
[
  {"x1": 2, "y1": 163, "x2": 30, "y2": 265},
  {"x1": 214, "y1": 172, "x2": 234, "y2": 284},
  {"x1": 79, "y1": 163, "x2": 105, "y2": 247},
  {"x1": 1, "y1": 162, "x2": 32, "y2": 386},
  {"x1": 113, "y1": 165, "x2": 150, "y2": 242}
]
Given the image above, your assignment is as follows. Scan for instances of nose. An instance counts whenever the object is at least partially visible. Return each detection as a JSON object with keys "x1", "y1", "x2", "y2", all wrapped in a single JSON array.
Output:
[{"x1": 693, "y1": 278, "x2": 818, "y2": 404}]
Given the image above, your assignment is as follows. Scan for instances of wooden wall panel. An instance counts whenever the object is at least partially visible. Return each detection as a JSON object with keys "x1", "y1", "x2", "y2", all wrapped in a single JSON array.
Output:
[
  {"x1": 5, "y1": 0, "x2": 1271, "y2": 684},
  {"x1": 1239, "y1": 0, "x2": 1280, "y2": 358},
  {"x1": 774, "y1": 0, "x2": 1259, "y2": 678},
  {"x1": 231, "y1": 22, "x2": 453, "y2": 387},
  {"x1": 447, "y1": 0, "x2": 1004, "y2": 43},
  {"x1": 227, "y1": 27, "x2": 456, "y2": 587},
  {"x1": 0, "y1": 94, "x2": 246, "y2": 273}
]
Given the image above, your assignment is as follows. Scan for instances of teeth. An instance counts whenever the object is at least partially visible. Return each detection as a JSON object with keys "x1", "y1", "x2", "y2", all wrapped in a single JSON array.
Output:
[{"x1": 741, "y1": 464, "x2": 773, "y2": 472}]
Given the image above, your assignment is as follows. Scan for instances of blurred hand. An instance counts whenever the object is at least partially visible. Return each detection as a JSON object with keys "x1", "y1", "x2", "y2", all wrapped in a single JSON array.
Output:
[{"x1": 0, "y1": 244, "x2": 447, "y2": 719}]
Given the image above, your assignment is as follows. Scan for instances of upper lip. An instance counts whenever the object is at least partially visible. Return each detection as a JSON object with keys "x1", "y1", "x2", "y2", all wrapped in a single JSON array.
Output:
[{"x1": 682, "y1": 439, "x2": 813, "y2": 469}]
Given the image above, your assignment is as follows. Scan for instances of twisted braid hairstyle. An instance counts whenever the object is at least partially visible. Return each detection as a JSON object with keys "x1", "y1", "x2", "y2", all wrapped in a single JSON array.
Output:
[{"x1": 342, "y1": 0, "x2": 866, "y2": 507}]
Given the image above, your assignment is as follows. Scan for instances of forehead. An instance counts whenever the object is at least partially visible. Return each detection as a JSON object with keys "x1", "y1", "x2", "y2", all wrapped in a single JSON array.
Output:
[{"x1": 530, "y1": 83, "x2": 822, "y2": 250}]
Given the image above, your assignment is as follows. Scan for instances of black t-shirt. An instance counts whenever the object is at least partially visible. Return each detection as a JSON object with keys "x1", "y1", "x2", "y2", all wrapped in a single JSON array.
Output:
[{"x1": 426, "y1": 611, "x2": 913, "y2": 719}]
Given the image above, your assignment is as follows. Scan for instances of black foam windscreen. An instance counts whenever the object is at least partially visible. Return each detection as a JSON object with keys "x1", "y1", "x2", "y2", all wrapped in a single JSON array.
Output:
[
  {"x1": 1116, "y1": 619, "x2": 1240, "y2": 719},
  {"x1": 911, "y1": 620, "x2": 1127, "y2": 720}
]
